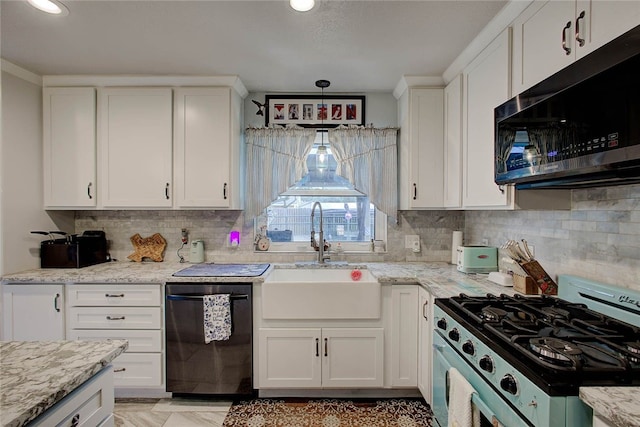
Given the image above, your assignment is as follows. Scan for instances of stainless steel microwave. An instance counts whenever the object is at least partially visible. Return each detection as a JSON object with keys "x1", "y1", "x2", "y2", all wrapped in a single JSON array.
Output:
[{"x1": 494, "y1": 25, "x2": 640, "y2": 189}]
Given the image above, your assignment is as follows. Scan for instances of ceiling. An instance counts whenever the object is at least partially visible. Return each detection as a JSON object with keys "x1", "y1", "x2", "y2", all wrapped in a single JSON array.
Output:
[{"x1": 1, "y1": 0, "x2": 508, "y2": 93}]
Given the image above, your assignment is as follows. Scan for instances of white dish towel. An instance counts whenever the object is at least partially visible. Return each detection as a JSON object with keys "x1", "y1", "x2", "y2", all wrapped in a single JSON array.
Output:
[
  {"x1": 448, "y1": 367, "x2": 481, "y2": 427},
  {"x1": 203, "y1": 294, "x2": 232, "y2": 343}
]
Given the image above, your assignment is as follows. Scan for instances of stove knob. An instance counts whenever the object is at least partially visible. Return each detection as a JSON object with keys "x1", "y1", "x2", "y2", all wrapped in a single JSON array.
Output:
[
  {"x1": 500, "y1": 374, "x2": 519, "y2": 395},
  {"x1": 479, "y1": 355, "x2": 494, "y2": 373},
  {"x1": 462, "y1": 340, "x2": 475, "y2": 356},
  {"x1": 448, "y1": 328, "x2": 460, "y2": 342},
  {"x1": 436, "y1": 318, "x2": 447, "y2": 330}
]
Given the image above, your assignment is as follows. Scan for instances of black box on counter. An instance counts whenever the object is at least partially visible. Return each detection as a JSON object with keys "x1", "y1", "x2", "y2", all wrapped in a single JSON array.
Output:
[{"x1": 40, "y1": 231, "x2": 109, "y2": 268}]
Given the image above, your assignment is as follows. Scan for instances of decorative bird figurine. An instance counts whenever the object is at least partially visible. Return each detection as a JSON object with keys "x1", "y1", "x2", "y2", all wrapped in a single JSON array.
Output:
[{"x1": 252, "y1": 99, "x2": 266, "y2": 116}]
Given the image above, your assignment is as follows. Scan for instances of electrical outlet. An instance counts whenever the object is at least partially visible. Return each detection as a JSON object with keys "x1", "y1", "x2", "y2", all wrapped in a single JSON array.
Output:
[
  {"x1": 405, "y1": 235, "x2": 419, "y2": 249},
  {"x1": 181, "y1": 228, "x2": 189, "y2": 244}
]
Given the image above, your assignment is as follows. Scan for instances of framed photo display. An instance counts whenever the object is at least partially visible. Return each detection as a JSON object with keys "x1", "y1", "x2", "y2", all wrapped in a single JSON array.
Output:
[{"x1": 265, "y1": 95, "x2": 365, "y2": 128}]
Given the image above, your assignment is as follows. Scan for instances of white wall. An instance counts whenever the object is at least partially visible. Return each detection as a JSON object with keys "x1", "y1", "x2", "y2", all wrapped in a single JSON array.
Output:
[{"x1": 1, "y1": 69, "x2": 73, "y2": 275}]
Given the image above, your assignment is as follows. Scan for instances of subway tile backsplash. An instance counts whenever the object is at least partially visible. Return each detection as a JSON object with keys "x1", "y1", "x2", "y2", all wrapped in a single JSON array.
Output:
[
  {"x1": 465, "y1": 184, "x2": 640, "y2": 290},
  {"x1": 75, "y1": 183, "x2": 638, "y2": 290}
]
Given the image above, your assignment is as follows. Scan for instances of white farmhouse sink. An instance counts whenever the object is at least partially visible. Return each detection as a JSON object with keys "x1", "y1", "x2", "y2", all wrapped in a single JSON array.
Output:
[{"x1": 262, "y1": 268, "x2": 381, "y2": 319}]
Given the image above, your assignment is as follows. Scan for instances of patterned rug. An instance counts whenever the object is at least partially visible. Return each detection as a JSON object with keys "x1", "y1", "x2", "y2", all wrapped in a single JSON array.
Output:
[{"x1": 222, "y1": 398, "x2": 433, "y2": 427}]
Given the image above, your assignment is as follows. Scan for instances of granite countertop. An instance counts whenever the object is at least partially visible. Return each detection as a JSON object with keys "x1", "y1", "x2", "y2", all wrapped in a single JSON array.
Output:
[
  {"x1": 579, "y1": 387, "x2": 640, "y2": 427},
  {"x1": 0, "y1": 261, "x2": 517, "y2": 298},
  {"x1": 0, "y1": 340, "x2": 128, "y2": 427}
]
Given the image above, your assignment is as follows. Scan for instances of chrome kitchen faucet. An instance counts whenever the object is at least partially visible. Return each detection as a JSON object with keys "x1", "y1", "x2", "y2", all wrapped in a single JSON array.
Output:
[{"x1": 310, "y1": 201, "x2": 330, "y2": 264}]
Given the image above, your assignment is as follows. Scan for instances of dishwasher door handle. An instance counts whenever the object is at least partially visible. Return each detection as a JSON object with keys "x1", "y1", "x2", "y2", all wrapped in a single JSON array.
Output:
[{"x1": 166, "y1": 294, "x2": 248, "y2": 301}]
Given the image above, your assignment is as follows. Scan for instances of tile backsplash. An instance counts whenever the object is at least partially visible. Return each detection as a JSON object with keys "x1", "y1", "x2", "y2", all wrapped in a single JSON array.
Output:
[
  {"x1": 75, "y1": 209, "x2": 464, "y2": 265},
  {"x1": 75, "y1": 183, "x2": 639, "y2": 290},
  {"x1": 465, "y1": 184, "x2": 640, "y2": 290}
]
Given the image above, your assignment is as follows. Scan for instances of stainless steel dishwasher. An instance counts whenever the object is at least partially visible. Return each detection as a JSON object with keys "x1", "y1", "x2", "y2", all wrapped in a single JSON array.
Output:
[{"x1": 165, "y1": 282, "x2": 253, "y2": 396}]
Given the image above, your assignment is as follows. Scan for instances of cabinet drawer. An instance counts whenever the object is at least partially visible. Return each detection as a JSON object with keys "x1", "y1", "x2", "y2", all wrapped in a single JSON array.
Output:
[
  {"x1": 30, "y1": 366, "x2": 114, "y2": 427},
  {"x1": 68, "y1": 329, "x2": 162, "y2": 353},
  {"x1": 67, "y1": 284, "x2": 161, "y2": 307},
  {"x1": 68, "y1": 307, "x2": 161, "y2": 329},
  {"x1": 112, "y1": 353, "x2": 162, "y2": 387}
]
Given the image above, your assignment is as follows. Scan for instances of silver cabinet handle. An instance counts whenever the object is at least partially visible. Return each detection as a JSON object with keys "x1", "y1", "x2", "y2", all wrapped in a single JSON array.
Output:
[
  {"x1": 105, "y1": 293, "x2": 125, "y2": 298},
  {"x1": 106, "y1": 316, "x2": 125, "y2": 320},
  {"x1": 54, "y1": 293, "x2": 61, "y2": 312},
  {"x1": 223, "y1": 183, "x2": 228, "y2": 200},
  {"x1": 165, "y1": 182, "x2": 170, "y2": 200},
  {"x1": 113, "y1": 367, "x2": 126, "y2": 373},
  {"x1": 562, "y1": 21, "x2": 572, "y2": 55},
  {"x1": 422, "y1": 300, "x2": 428, "y2": 320},
  {"x1": 575, "y1": 10, "x2": 586, "y2": 47},
  {"x1": 87, "y1": 182, "x2": 93, "y2": 200}
]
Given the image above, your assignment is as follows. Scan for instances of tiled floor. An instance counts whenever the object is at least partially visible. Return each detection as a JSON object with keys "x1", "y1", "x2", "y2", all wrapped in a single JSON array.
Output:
[{"x1": 114, "y1": 398, "x2": 231, "y2": 427}]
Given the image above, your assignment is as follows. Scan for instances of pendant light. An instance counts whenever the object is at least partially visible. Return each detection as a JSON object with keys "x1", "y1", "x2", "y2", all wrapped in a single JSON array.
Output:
[{"x1": 315, "y1": 79, "x2": 330, "y2": 171}]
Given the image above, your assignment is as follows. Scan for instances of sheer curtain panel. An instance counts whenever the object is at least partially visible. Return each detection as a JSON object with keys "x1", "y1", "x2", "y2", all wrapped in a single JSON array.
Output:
[
  {"x1": 329, "y1": 126, "x2": 399, "y2": 221},
  {"x1": 244, "y1": 125, "x2": 316, "y2": 220}
]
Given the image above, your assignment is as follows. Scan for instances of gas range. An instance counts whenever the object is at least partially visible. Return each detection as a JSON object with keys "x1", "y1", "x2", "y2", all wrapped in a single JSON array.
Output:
[{"x1": 432, "y1": 275, "x2": 640, "y2": 427}]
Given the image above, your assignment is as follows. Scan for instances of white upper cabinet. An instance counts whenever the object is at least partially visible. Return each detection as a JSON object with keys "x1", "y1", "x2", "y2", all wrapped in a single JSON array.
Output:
[
  {"x1": 512, "y1": 0, "x2": 640, "y2": 94},
  {"x1": 43, "y1": 87, "x2": 97, "y2": 208},
  {"x1": 397, "y1": 87, "x2": 444, "y2": 209},
  {"x1": 462, "y1": 28, "x2": 512, "y2": 208},
  {"x1": 98, "y1": 88, "x2": 173, "y2": 208},
  {"x1": 174, "y1": 87, "x2": 242, "y2": 209},
  {"x1": 443, "y1": 75, "x2": 463, "y2": 209}
]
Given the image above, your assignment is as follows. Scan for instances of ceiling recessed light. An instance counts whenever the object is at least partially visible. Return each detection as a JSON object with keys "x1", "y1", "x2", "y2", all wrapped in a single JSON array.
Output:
[
  {"x1": 290, "y1": 0, "x2": 315, "y2": 12},
  {"x1": 27, "y1": 0, "x2": 69, "y2": 16}
]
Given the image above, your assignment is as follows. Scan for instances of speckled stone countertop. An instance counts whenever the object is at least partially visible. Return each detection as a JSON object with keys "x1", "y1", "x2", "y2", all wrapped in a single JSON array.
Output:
[
  {"x1": 0, "y1": 261, "x2": 518, "y2": 298},
  {"x1": 0, "y1": 340, "x2": 128, "y2": 427},
  {"x1": 579, "y1": 387, "x2": 640, "y2": 427}
]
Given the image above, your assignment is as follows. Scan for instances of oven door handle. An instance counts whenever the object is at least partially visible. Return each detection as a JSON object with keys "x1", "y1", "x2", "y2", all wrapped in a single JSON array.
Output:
[
  {"x1": 471, "y1": 393, "x2": 503, "y2": 427},
  {"x1": 166, "y1": 294, "x2": 248, "y2": 301}
]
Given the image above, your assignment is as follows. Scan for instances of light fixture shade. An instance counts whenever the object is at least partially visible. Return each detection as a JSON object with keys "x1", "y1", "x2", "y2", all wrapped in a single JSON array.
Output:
[
  {"x1": 27, "y1": 0, "x2": 69, "y2": 15},
  {"x1": 316, "y1": 145, "x2": 328, "y2": 170},
  {"x1": 290, "y1": 0, "x2": 315, "y2": 12}
]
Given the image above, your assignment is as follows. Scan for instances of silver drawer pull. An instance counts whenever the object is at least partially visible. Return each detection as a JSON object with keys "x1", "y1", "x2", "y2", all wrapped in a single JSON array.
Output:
[
  {"x1": 113, "y1": 367, "x2": 126, "y2": 373},
  {"x1": 106, "y1": 316, "x2": 125, "y2": 320},
  {"x1": 105, "y1": 293, "x2": 125, "y2": 298}
]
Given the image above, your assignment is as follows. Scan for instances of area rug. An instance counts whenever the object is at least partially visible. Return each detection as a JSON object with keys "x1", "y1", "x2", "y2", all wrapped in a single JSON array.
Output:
[{"x1": 222, "y1": 398, "x2": 433, "y2": 427}]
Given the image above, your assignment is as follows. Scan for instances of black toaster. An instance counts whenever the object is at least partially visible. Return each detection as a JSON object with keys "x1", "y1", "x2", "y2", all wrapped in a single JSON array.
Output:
[{"x1": 38, "y1": 230, "x2": 109, "y2": 268}]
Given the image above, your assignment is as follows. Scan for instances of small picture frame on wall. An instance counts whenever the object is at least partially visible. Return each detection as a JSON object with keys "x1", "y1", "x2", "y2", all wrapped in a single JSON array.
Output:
[{"x1": 265, "y1": 95, "x2": 365, "y2": 128}]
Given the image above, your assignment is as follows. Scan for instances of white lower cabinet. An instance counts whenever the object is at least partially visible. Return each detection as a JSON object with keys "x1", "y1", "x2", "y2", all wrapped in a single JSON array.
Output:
[
  {"x1": 2, "y1": 284, "x2": 65, "y2": 341},
  {"x1": 30, "y1": 366, "x2": 114, "y2": 427},
  {"x1": 66, "y1": 284, "x2": 163, "y2": 391},
  {"x1": 417, "y1": 286, "x2": 433, "y2": 402},
  {"x1": 259, "y1": 327, "x2": 384, "y2": 389},
  {"x1": 390, "y1": 286, "x2": 418, "y2": 387}
]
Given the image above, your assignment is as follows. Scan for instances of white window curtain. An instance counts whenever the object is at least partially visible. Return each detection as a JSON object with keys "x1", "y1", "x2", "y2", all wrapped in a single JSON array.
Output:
[
  {"x1": 244, "y1": 125, "x2": 317, "y2": 220},
  {"x1": 329, "y1": 126, "x2": 399, "y2": 221}
]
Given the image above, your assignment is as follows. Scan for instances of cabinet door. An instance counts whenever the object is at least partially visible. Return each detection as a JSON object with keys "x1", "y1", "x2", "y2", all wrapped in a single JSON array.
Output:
[
  {"x1": 43, "y1": 87, "x2": 96, "y2": 208},
  {"x1": 443, "y1": 75, "x2": 463, "y2": 208},
  {"x1": 390, "y1": 286, "x2": 418, "y2": 387},
  {"x1": 576, "y1": 0, "x2": 640, "y2": 60},
  {"x1": 511, "y1": 0, "x2": 576, "y2": 94},
  {"x1": 258, "y1": 328, "x2": 321, "y2": 388},
  {"x1": 99, "y1": 88, "x2": 173, "y2": 208},
  {"x1": 322, "y1": 328, "x2": 384, "y2": 388},
  {"x1": 398, "y1": 88, "x2": 444, "y2": 209},
  {"x1": 2, "y1": 284, "x2": 65, "y2": 340},
  {"x1": 417, "y1": 287, "x2": 433, "y2": 402},
  {"x1": 174, "y1": 88, "x2": 231, "y2": 208},
  {"x1": 463, "y1": 28, "x2": 512, "y2": 208}
]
